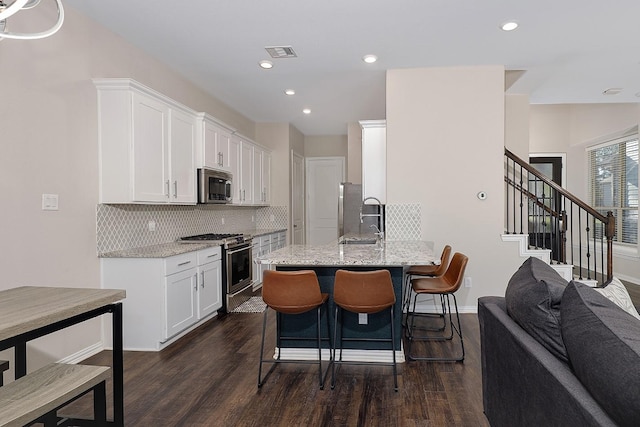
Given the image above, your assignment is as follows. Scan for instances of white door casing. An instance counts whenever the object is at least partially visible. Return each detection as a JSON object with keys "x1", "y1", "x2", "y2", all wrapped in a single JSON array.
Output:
[{"x1": 306, "y1": 157, "x2": 345, "y2": 245}]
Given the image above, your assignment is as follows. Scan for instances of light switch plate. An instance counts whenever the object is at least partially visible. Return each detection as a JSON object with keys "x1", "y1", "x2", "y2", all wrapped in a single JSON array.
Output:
[
  {"x1": 42, "y1": 194, "x2": 59, "y2": 211},
  {"x1": 358, "y1": 313, "x2": 368, "y2": 324}
]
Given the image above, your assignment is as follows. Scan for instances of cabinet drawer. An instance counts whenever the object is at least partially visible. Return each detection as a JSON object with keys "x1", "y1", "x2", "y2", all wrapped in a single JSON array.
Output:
[
  {"x1": 165, "y1": 252, "x2": 197, "y2": 276},
  {"x1": 197, "y1": 246, "x2": 222, "y2": 265},
  {"x1": 260, "y1": 235, "x2": 272, "y2": 245}
]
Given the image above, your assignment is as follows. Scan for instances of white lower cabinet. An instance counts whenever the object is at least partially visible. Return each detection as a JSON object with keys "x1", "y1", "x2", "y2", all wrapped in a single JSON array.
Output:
[
  {"x1": 164, "y1": 267, "x2": 198, "y2": 340},
  {"x1": 252, "y1": 231, "x2": 287, "y2": 289},
  {"x1": 197, "y1": 247, "x2": 222, "y2": 319},
  {"x1": 101, "y1": 246, "x2": 222, "y2": 351}
]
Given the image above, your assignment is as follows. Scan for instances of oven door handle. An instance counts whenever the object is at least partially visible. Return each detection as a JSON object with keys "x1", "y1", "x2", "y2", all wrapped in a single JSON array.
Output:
[{"x1": 226, "y1": 245, "x2": 251, "y2": 256}]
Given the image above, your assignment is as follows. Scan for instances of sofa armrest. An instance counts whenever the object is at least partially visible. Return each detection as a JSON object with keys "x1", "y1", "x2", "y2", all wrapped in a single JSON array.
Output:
[{"x1": 478, "y1": 296, "x2": 616, "y2": 427}]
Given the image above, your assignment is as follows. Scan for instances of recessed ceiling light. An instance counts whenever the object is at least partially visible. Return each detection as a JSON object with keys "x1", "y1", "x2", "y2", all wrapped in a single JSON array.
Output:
[
  {"x1": 362, "y1": 54, "x2": 378, "y2": 64},
  {"x1": 302, "y1": 108, "x2": 311, "y2": 115},
  {"x1": 284, "y1": 89, "x2": 295, "y2": 96},
  {"x1": 259, "y1": 60, "x2": 273, "y2": 69},
  {"x1": 501, "y1": 21, "x2": 519, "y2": 31},
  {"x1": 603, "y1": 88, "x2": 622, "y2": 95}
]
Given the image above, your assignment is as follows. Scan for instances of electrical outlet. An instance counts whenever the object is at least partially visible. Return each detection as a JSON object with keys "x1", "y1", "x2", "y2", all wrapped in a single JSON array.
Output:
[
  {"x1": 270, "y1": 214, "x2": 275, "y2": 222},
  {"x1": 221, "y1": 217, "x2": 225, "y2": 225},
  {"x1": 464, "y1": 277, "x2": 472, "y2": 288},
  {"x1": 42, "y1": 194, "x2": 59, "y2": 211},
  {"x1": 358, "y1": 313, "x2": 368, "y2": 324},
  {"x1": 147, "y1": 220, "x2": 156, "y2": 232},
  {"x1": 251, "y1": 215, "x2": 255, "y2": 222}
]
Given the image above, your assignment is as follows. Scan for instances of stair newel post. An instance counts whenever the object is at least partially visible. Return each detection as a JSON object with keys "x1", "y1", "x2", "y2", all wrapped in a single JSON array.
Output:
[
  {"x1": 560, "y1": 209, "x2": 567, "y2": 264},
  {"x1": 605, "y1": 211, "x2": 615, "y2": 283}
]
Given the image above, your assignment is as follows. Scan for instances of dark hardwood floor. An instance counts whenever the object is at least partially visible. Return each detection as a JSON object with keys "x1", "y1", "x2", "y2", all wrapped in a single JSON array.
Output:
[{"x1": 64, "y1": 311, "x2": 489, "y2": 426}]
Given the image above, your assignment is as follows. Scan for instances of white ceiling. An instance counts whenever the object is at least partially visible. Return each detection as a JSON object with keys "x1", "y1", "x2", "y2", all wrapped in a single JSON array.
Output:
[{"x1": 65, "y1": 0, "x2": 640, "y2": 136}]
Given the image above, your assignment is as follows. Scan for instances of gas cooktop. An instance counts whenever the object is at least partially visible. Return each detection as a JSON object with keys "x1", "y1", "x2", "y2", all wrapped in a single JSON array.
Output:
[{"x1": 180, "y1": 233, "x2": 250, "y2": 247}]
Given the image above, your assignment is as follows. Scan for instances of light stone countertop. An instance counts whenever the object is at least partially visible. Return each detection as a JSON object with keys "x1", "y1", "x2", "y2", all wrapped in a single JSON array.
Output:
[
  {"x1": 256, "y1": 240, "x2": 437, "y2": 267},
  {"x1": 99, "y1": 228, "x2": 287, "y2": 258}
]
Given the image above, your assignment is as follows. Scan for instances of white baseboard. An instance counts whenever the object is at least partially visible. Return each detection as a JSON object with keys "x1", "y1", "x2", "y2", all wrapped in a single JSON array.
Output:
[
  {"x1": 58, "y1": 342, "x2": 105, "y2": 364},
  {"x1": 275, "y1": 346, "x2": 406, "y2": 363}
]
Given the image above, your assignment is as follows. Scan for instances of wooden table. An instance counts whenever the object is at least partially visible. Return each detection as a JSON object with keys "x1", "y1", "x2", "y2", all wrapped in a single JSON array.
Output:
[{"x1": 0, "y1": 286, "x2": 126, "y2": 426}]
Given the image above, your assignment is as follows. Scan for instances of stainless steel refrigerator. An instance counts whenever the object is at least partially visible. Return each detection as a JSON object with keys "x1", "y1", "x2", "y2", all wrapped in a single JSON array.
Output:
[{"x1": 338, "y1": 182, "x2": 384, "y2": 237}]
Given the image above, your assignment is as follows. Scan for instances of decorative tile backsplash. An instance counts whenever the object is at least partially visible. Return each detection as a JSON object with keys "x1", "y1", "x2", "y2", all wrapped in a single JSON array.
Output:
[
  {"x1": 96, "y1": 203, "x2": 419, "y2": 254},
  {"x1": 386, "y1": 204, "x2": 421, "y2": 241},
  {"x1": 96, "y1": 204, "x2": 289, "y2": 255}
]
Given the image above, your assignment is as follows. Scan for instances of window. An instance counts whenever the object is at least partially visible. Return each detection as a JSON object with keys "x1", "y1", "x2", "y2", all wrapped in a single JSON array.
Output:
[{"x1": 588, "y1": 134, "x2": 639, "y2": 246}]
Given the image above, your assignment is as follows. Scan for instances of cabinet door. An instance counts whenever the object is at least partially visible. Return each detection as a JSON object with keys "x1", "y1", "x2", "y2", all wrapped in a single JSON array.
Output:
[
  {"x1": 198, "y1": 260, "x2": 222, "y2": 318},
  {"x1": 253, "y1": 147, "x2": 264, "y2": 204},
  {"x1": 132, "y1": 92, "x2": 170, "y2": 202},
  {"x1": 164, "y1": 268, "x2": 197, "y2": 340},
  {"x1": 169, "y1": 109, "x2": 197, "y2": 203},
  {"x1": 262, "y1": 151, "x2": 271, "y2": 205},
  {"x1": 229, "y1": 136, "x2": 241, "y2": 203},
  {"x1": 218, "y1": 129, "x2": 232, "y2": 171},
  {"x1": 202, "y1": 120, "x2": 221, "y2": 169},
  {"x1": 251, "y1": 241, "x2": 260, "y2": 287},
  {"x1": 240, "y1": 141, "x2": 253, "y2": 204},
  {"x1": 360, "y1": 120, "x2": 387, "y2": 204}
]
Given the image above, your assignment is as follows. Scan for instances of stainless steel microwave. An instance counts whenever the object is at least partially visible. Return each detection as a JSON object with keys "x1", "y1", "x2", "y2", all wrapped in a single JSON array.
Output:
[{"x1": 198, "y1": 168, "x2": 232, "y2": 204}]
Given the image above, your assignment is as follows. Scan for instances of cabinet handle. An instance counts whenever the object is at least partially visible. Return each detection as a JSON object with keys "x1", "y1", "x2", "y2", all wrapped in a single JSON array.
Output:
[
  {"x1": 194, "y1": 274, "x2": 198, "y2": 290},
  {"x1": 177, "y1": 261, "x2": 192, "y2": 266},
  {"x1": 165, "y1": 180, "x2": 170, "y2": 198},
  {"x1": 173, "y1": 181, "x2": 178, "y2": 198},
  {"x1": 200, "y1": 271, "x2": 205, "y2": 287},
  {"x1": 242, "y1": 189, "x2": 245, "y2": 201},
  {"x1": 218, "y1": 152, "x2": 223, "y2": 166}
]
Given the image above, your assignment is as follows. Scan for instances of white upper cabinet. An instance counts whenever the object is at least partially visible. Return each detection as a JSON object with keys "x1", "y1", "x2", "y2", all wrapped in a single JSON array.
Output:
[
  {"x1": 95, "y1": 79, "x2": 197, "y2": 204},
  {"x1": 360, "y1": 120, "x2": 387, "y2": 204},
  {"x1": 169, "y1": 109, "x2": 197, "y2": 203},
  {"x1": 228, "y1": 136, "x2": 241, "y2": 202},
  {"x1": 252, "y1": 147, "x2": 271, "y2": 205},
  {"x1": 239, "y1": 140, "x2": 254, "y2": 204},
  {"x1": 197, "y1": 113, "x2": 234, "y2": 172}
]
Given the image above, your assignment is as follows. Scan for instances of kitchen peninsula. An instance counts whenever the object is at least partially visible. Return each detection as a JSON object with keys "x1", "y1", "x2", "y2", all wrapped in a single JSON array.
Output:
[{"x1": 256, "y1": 239, "x2": 437, "y2": 362}]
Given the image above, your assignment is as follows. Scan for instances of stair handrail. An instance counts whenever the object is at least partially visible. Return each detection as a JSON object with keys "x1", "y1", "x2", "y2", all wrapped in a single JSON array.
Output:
[
  {"x1": 505, "y1": 148, "x2": 608, "y2": 222},
  {"x1": 504, "y1": 147, "x2": 615, "y2": 283}
]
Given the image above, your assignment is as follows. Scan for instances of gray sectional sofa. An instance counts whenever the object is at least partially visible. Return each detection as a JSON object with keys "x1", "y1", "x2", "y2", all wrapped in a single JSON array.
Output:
[{"x1": 478, "y1": 257, "x2": 640, "y2": 427}]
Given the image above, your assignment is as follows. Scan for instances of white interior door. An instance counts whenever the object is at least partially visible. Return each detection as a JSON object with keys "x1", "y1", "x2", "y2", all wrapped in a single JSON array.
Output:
[
  {"x1": 306, "y1": 157, "x2": 345, "y2": 245},
  {"x1": 291, "y1": 151, "x2": 305, "y2": 244}
]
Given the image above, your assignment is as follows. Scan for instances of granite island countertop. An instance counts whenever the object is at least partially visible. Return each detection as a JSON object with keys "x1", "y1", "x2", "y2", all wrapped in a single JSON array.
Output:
[{"x1": 256, "y1": 240, "x2": 437, "y2": 267}]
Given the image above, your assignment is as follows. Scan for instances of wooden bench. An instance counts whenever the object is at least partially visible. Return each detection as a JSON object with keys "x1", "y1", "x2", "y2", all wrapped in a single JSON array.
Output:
[
  {"x1": 0, "y1": 360, "x2": 8, "y2": 387},
  {"x1": 0, "y1": 363, "x2": 111, "y2": 427}
]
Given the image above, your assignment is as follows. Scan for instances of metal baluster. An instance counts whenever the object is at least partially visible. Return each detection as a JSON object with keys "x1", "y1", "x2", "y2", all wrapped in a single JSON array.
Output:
[
  {"x1": 578, "y1": 209, "x2": 583, "y2": 279},
  {"x1": 519, "y1": 163, "x2": 524, "y2": 234}
]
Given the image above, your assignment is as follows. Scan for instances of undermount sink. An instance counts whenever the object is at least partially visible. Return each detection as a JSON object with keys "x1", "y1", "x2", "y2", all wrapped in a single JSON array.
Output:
[{"x1": 340, "y1": 238, "x2": 378, "y2": 245}]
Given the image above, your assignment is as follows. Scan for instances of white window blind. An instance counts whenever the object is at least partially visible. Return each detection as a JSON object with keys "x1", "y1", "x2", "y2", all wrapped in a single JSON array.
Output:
[{"x1": 588, "y1": 135, "x2": 639, "y2": 245}]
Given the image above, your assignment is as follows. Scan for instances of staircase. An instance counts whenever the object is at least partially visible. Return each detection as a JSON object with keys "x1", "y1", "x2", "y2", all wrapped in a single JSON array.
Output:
[{"x1": 504, "y1": 148, "x2": 614, "y2": 287}]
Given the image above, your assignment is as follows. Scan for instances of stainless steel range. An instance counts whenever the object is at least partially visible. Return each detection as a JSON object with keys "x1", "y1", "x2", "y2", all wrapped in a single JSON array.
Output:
[{"x1": 180, "y1": 233, "x2": 253, "y2": 313}]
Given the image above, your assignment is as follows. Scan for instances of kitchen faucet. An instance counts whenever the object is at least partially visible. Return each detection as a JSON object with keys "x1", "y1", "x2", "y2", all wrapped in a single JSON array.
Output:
[{"x1": 360, "y1": 196, "x2": 384, "y2": 240}]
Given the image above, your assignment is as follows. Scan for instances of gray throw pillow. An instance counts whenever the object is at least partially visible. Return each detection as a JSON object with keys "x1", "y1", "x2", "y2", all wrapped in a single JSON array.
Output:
[
  {"x1": 561, "y1": 281, "x2": 640, "y2": 427},
  {"x1": 505, "y1": 257, "x2": 569, "y2": 362}
]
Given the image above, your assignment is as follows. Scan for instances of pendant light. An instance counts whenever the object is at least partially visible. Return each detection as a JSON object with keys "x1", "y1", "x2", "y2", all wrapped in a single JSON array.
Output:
[{"x1": 0, "y1": 0, "x2": 64, "y2": 40}]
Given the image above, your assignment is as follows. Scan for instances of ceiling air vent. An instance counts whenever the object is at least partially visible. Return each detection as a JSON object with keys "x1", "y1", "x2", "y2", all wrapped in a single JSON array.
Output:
[{"x1": 265, "y1": 46, "x2": 297, "y2": 58}]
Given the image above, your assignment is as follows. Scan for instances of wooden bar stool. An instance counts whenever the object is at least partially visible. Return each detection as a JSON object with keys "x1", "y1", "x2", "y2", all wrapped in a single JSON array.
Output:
[
  {"x1": 331, "y1": 269, "x2": 398, "y2": 391},
  {"x1": 258, "y1": 270, "x2": 333, "y2": 389},
  {"x1": 406, "y1": 252, "x2": 468, "y2": 362}
]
